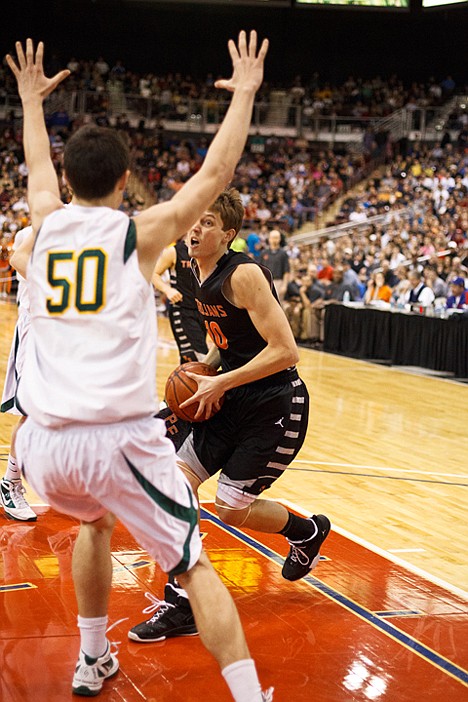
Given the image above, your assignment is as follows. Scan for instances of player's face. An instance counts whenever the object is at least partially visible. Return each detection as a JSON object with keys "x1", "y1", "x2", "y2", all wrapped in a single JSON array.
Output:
[{"x1": 187, "y1": 210, "x2": 232, "y2": 259}]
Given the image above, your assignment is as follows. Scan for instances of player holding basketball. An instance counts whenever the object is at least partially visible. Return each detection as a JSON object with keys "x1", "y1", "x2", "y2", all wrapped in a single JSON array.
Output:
[
  {"x1": 129, "y1": 187, "x2": 330, "y2": 643},
  {"x1": 8, "y1": 35, "x2": 273, "y2": 700},
  {"x1": 152, "y1": 237, "x2": 208, "y2": 363}
]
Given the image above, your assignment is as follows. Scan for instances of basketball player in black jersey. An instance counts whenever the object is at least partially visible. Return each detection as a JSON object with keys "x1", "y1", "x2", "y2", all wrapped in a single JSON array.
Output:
[
  {"x1": 152, "y1": 237, "x2": 208, "y2": 363},
  {"x1": 129, "y1": 188, "x2": 330, "y2": 643}
]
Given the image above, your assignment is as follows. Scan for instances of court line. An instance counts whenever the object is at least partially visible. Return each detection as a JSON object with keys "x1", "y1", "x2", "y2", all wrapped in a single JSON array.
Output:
[
  {"x1": 200, "y1": 504, "x2": 468, "y2": 688},
  {"x1": 286, "y1": 466, "x2": 468, "y2": 487},
  {"x1": 293, "y1": 459, "x2": 468, "y2": 480},
  {"x1": 278, "y1": 498, "x2": 468, "y2": 602}
]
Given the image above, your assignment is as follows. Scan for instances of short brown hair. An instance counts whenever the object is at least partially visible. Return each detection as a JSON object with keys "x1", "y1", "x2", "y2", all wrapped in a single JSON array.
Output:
[
  {"x1": 64, "y1": 125, "x2": 129, "y2": 200},
  {"x1": 210, "y1": 188, "x2": 244, "y2": 242}
]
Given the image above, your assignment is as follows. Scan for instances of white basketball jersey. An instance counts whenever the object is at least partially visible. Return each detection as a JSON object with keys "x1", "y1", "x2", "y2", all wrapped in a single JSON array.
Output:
[
  {"x1": 17, "y1": 205, "x2": 157, "y2": 427},
  {"x1": 13, "y1": 226, "x2": 31, "y2": 315}
]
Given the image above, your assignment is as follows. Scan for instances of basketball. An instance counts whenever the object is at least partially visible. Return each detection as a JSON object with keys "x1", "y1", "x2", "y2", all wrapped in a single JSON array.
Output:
[{"x1": 165, "y1": 361, "x2": 224, "y2": 422}]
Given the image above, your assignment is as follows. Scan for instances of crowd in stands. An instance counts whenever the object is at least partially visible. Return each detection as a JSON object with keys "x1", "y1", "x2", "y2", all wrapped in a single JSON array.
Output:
[
  {"x1": 0, "y1": 54, "x2": 462, "y2": 125},
  {"x1": 272, "y1": 143, "x2": 468, "y2": 344},
  {"x1": 1, "y1": 78, "x2": 467, "y2": 346}
]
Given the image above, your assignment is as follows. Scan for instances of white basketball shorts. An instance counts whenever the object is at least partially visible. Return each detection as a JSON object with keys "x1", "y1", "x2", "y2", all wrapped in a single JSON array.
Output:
[
  {"x1": 1, "y1": 312, "x2": 30, "y2": 415},
  {"x1": 16, "y1": 415, "x2": 202, "y2": 576}
]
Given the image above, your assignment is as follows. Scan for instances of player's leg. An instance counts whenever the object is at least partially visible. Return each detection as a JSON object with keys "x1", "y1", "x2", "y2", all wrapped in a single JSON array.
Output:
[
  {"x1": 215, "y1": 494, "x2": 330, "y2": 581},
  {"x1": 14, "y1": 420, "x2": 119, "y2": 696},
  {"x1": 1, "y1": 415, "x2": 37, "y2": 521},
  {"x1": 117, "y1": 419, "x2": 269, "y2": 701},
  {"x1": 178, "y1": 550, "x2": 272, "y2": 702},
  {"x1": 213, "y1": 376, "x2": 330, "y2": 581},
  {"x1": 127, "y1": 456, "x2": 202, "y2": 643},
  {"x1": 1, "y1": 315, "x2": 36, "y2": 521},
  {"x1": 71, "y1": 512, "x2": 119, "y2": 696}
]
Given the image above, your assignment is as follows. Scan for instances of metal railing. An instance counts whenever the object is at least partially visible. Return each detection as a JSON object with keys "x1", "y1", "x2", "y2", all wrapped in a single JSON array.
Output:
[
  {"x1": 2, "y1": 90, "x2": 464, "y2": 144},
  {"x1": 288, "y1": 206, "x2": 414, "y2": 246}
]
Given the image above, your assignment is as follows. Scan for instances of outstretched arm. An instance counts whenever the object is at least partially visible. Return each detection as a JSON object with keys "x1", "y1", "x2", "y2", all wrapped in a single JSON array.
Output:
[
  {"x1": 135, "y1": 30, "x2": 269, "y2": 277},
  {"x1": 6, "y1": 39, "x2": 70, "y2": 230}
]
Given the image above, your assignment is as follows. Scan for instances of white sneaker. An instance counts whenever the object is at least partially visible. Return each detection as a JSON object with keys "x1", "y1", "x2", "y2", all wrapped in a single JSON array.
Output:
[
  {"x1": 0, "y1": 479, "x2": 37, "y2": 521},
  {"x1": 72, "y1": 642, "x2": 119, "y2": 696}
]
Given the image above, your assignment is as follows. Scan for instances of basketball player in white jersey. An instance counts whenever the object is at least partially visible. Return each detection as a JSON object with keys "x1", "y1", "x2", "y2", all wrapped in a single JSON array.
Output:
[
  {"x1": 7, "y1": 36, "x2": 273, "y2": 701},
  {"x1": 0, "y1": 226, "x2": 37, "y2": 521}
]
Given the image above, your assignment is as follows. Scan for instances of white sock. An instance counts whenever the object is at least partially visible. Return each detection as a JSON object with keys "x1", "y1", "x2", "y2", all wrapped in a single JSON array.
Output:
[
  {"x1": 222, "y1": 659, "x2": 263, "y2": 702},
  {"x1": 4, "y1": 455, "x2": 21, "y2": 482},
  {"x1": 77, "y1": 615, "x2": 108, "y2": 659}
]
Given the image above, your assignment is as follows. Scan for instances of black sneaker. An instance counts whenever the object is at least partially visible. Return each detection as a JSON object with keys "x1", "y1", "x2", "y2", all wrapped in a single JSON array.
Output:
[
  {"x1": 128, "y1": 583, "x2": 198, "y2": 643},
  {"x1": 282, "y1": 514, "x2": 331, "y2": 581}
]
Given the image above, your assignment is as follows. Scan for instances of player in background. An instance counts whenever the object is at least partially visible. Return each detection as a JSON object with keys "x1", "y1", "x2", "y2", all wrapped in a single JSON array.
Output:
[
  {"x1": 8, "y1": 35, "x2": 273, "y2": 701},
  {"x1": 152, "y1": 237, "x2": 208, "y2": 363},
  {"x1": 129, "y1": 187, "x2": 330, "y2": 644},
  {"x1": 1, "y1": 225, "x2": 37, "y2": 521}
]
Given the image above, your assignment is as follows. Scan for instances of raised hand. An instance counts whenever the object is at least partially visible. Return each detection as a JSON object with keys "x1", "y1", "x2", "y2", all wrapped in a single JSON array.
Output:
[
  {"x1": 214, "y1": 30, "x2": 269, "y2": 95},
  {"x1": 5, "y1": 39, "x2": 70, "y2": 103}
]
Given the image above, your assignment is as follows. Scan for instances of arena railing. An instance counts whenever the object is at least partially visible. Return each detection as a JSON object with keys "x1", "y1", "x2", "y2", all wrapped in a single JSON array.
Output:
[
  {"x1": 287, "y1": 206, "x2": 414, "y2": 247},
  {"x1": 2, "y1": 91, "x2": 462, "y2": 145}
]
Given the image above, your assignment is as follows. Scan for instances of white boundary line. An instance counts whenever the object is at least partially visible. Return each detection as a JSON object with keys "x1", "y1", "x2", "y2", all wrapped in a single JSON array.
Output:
[
  {"x1": 291, "y1": 459, "x2": 468, "y2": 480},
  {"x1": 277, "y1": 497, "x2": 468, "y2": 602}
]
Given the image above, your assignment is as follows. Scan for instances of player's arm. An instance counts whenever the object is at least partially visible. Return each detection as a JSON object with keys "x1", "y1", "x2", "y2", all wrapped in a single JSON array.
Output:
[
  {"x1": 182, "y1": 265, "x2": 298, "y2": 420},
  {"x1": 9, "y1": 228, "x2": 35, "y2": 278},
  {"x1": 203, "y1": 344, "x2": 221, "y2": 370},
  {"x1": 6, "y1": 40, "x2": 70, "y2": 233},
  {"x1": 134, "y1": 31, "x2": 268, "y2": 279},
  {"x1": 222, "y1": 264, "x2": 299, "y2": 386},
  {"x1": 151, "y1": 246, "x2": 183, "y2": 303}
]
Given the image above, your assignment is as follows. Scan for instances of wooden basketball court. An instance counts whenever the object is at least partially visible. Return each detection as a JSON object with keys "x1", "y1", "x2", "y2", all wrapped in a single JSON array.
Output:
[{"x1": 1, "y1": 299, "x2": 467, "y2": 701}]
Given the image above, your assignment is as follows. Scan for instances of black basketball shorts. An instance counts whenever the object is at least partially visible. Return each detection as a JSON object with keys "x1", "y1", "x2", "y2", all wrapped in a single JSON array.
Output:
[
  {"x1": 173, "y1": 369, "x2": 309, "y2": 505},
  {"x1": 169, "y1": 306, "x2": 208, "y2": 363}
]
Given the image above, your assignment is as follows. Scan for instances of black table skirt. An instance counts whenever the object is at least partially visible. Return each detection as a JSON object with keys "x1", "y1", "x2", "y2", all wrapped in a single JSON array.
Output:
[{"x1": 323, "y1": 304, "x2": 468, "y2": 378}]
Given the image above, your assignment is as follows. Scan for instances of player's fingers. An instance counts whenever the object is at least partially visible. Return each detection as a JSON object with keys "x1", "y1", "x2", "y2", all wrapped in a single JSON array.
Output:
[
  {"x1": 184, "y1": 371, "x2": 202, "y2": 382},
  {"x1": 5, "y1": 54, "x2": 20, "y2": 79},
  {"x1": 238, "y1": 30, "x2": 247, "y2": 58},
  {"x1": 25, "y1": 38, "x2": 34, "y2": 66},
  {"x1": 180, "y1": 394, "x2": 197, "y2": 409},
  {"x1": 248, "y1": 30, "x2": 257, "y2": 57},
  {"x1": 227, "y1": 38, "x2": 239, "y2": 64},
  {"x1": 214, "y1": 79, "x2": 234, "y2": 93},
  {"x1": 257, "y1": 38, "x2": 269, "y2": 62},
  {"x1": 49, "y1": 70, "x2": 70, "y2": 92},
  {"x1": 15, "y1": 41, "x2": 27, "y2": 70},
  {"x1": 35, "y1": 41, "x2": 44, "y2": 68}
]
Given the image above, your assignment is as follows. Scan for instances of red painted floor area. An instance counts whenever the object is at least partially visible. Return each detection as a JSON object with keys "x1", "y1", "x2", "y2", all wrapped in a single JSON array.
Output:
[{"x1": 1, "y1": 503, "x2": 467, "y2": 701}]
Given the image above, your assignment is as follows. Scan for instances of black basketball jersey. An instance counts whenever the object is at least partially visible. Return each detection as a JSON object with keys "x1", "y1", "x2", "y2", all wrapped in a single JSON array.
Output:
[
  {"x1": 191, "y1": 250, "x2": 279, "y2": 373},
  {"x1": 169, "y1": 240, "x2": 197, "y2": 310}
]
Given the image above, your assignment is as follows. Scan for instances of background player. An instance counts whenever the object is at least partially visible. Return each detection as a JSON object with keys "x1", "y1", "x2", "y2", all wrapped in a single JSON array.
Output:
[
  {"x1": 1, "y1": 225, "x2": 36, "y2": 521},
  {"x1": 8, "y1": 35, "x2": 273, "y2": 701},
  {"x1": 152, "y1": 236, "x2": 208, "y2": 363},
  {"x1": 129, "y1": 187, "x2": 330, "y2": 644}
]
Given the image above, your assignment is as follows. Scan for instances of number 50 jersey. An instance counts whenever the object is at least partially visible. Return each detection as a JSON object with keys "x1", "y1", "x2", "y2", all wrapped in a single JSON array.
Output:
[{"x1": 17, "y1": 205, "x2": 157, "y2": 427}]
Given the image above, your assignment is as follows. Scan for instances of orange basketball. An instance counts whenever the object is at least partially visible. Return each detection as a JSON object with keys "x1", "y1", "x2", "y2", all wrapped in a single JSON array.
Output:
[{"x1": 165, "y1": 361, "x2": 224, "y2": 422}]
